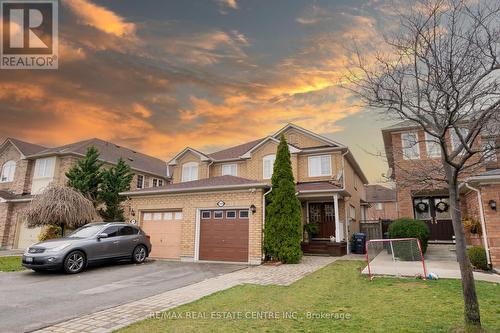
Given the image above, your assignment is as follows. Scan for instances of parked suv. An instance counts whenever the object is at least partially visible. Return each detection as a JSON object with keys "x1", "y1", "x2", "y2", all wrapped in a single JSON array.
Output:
[{"x1": 22, "y1": 222, "x2": 152, "y2": 274}]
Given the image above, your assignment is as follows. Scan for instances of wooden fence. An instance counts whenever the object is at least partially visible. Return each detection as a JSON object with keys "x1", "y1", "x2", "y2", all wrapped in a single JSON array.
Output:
[{"x1": 360, "y1": 220, "x2": 383, "y2": 240}]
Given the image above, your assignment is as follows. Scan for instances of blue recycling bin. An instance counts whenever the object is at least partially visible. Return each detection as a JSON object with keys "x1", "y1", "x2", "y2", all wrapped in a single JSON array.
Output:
[{"x1": 353, "y1": 232, "x2": 366, "y2": 254}]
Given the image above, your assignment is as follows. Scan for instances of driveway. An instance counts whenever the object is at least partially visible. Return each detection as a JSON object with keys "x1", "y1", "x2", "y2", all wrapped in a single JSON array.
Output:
[{"x1": 0, "y1": 260, "x2": 245, "y2": 333}]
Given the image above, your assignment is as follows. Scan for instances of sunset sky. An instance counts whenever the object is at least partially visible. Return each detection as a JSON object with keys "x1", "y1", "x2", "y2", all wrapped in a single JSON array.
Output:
[{"x1": 0, "y1": 0, "x2": 403, "y2": 182}]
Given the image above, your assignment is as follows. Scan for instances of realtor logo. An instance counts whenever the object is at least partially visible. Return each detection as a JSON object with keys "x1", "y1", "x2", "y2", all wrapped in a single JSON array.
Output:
[{"x1": 1, "y1": 0, "x2": 58, "y2": 69}]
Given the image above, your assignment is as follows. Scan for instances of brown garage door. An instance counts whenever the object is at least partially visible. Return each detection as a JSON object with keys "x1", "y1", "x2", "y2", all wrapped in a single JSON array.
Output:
[
  {"x1": 199, "y1": 209, "x2": 249, "y2": 262},
  {"x1": 141, "y1": 211, "x2": 182, "y2": 259}
]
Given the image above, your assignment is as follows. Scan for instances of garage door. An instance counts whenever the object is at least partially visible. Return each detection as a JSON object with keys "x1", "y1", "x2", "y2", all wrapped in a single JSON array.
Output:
[
  {"x1": 16, "y1": 219, "x2": 42, "y2": 250},
  {"x1": 141, "y1": 211, "x2": 182, "y2": 259},
  {"x1": 199, "y1": 209, "x2": 249, "y2": 262}
]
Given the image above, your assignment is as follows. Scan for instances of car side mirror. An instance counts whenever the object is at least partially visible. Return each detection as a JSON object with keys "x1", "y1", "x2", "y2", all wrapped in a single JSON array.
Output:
[{"x1": 97, "y1": 233, "x2": 108, "y2": 240}]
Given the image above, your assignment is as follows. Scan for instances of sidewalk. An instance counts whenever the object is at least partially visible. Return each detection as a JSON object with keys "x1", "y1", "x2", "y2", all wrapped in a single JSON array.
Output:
[
  {"x1": 34, "y1": 256, "x2": 339, "y2": 333},
  {"x1": 0, "y1": 249, "x2": 24, "y2": 257}
]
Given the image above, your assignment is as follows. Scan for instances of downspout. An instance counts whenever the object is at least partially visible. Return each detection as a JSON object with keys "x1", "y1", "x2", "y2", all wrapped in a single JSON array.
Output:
[
  {"x1": 262, "y1": 187, "x2": 272, "y2": 260},
  {"x1": 464, "y1": 182, "x2": 492, "y2": 266},
  {"x1": 207, "y1": 160, "x2": 214, "y2": 178},
  {"x1": 341, "y1": 151, "x2": 349, "y2": 251}
]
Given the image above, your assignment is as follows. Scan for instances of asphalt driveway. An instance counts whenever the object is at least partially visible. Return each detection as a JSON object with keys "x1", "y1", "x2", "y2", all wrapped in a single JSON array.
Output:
[{"x1": 0, "y1": 259, "x2": 245, "y2": 333}]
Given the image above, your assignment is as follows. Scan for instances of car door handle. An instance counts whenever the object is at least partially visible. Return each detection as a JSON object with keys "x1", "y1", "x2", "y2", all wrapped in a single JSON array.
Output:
[
  {"x1": 133, "y1": 238, "x2": 139, "y2": 242},
  {"x1": 113, "y1": 241, "x2": 119, "y2": 244}
]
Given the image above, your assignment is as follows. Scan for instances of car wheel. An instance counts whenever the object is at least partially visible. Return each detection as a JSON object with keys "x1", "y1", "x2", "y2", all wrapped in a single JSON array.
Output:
[
  {"x1": 64, "y1": 251, "x2": 86, "y2": 274},
  {"x1": 132, "y1": 245, "x2": 147, "y2": 264}
]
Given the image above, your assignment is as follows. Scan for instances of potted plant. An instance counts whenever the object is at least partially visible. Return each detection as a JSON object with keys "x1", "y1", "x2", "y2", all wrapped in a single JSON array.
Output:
[
  {"x1": 462, "y1": 217, "x2": 481, "y2": 235},
  {"x1": 303, "y1": 223, "x2": 319, "y2": 242}
]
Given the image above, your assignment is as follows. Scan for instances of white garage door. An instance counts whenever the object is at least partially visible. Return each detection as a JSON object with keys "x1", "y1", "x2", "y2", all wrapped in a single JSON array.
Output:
[
  {"x1": 141, "y1": 211, "x2": 182, "y2": 259},
  {"x1": 16, "y1": 220, "x2": 42, "y2": 250}
]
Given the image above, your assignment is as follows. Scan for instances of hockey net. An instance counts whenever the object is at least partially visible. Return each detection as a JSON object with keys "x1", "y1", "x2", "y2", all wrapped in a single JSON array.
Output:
[{"x1": 364, "y1": 238, "x2": 427, "y2": 280}]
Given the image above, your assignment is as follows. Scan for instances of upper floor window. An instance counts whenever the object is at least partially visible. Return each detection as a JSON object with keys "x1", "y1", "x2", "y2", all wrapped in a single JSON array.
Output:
[
  {"x1": 401, "y1": 132, "x2": 420, "y2": 160},
  {"x1": 152, "y1": 178, "x2": 163, "y2": 187},
  {"x1": 136, "y1": 174, "x2": 144, "y2": 189},
  {"x1": 34, "y1": 157, "x2": 55, "y2": 179},
  {"x1": 262, "y1": 154, "x2": 276, "y2": 180},
  {"x1": 483, "y1": 140, "x2": 498, "y2": 162},
  {"x1": 0, "y1": 160, "x2": 16, "y2": 183},
  {"x1": 450, "y1": 128, "x2": 470, "y2": 154},
  {"x1": 182, "y1": 162, "x2": 198, "y2": 182},
  {"x1": 308, "y1": 155, "x2": 332, "y2": 177},
  {"x1": 425, "y1": 132, "x2": 441, "y2": 158},
  {"x1": 221, "y1": 163, "x2": 237, "y2": 176}
]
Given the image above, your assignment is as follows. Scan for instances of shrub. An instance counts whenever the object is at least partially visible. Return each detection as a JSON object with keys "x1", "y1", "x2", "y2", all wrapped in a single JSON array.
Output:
[
  {"x1": 38, "y1": 225, "x2": 62, "y2": 241},
  {"x1": 388, "y1": 218, "x2": 430, "y2": 259},
  {"x1": 467, "y1": 246, "x2": 488, "y2": 270}
]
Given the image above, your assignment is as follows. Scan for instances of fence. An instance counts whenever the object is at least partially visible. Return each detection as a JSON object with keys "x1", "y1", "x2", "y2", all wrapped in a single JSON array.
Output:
[{"x1": 360, "y1": 220, "x2": 383, "y2": 240}]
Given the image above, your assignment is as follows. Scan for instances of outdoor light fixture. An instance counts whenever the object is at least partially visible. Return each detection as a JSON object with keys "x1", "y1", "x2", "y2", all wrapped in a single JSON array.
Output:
[
  {"x1": 130, "y1": 209, "x2": 136, "y2": 216},
  {"x1": 489, "y1": 200, "x2": 497, "y2": 211},
  {"x1": 250, "y1": 204, "x2": 257, "y2": 214}
]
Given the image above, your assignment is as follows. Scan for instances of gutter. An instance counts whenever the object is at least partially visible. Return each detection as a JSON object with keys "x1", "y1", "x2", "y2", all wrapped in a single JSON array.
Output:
[
  {"x1": 463, "y1": 182, "x2": 492, "y2": 266},
  {"x1": 120, "y1": 182, "x2": 269, "y2": 196}
]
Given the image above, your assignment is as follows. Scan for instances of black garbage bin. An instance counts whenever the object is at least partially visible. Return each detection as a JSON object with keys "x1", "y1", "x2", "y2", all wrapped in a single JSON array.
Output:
[{"x1": 353, "y1": 232, "x2": 366, "y2": 254}]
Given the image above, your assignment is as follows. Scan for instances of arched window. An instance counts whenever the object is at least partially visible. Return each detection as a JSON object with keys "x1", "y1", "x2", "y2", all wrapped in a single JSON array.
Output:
[
  {"x1": 0, "y1": 160, "x2": 16, "y2": 183},
  {"x1": 182, "y1": 162, "x2": 199, "y2": 182},
  {"x1": 262, "y1": 154, "x2": 276, "y2": 180}
]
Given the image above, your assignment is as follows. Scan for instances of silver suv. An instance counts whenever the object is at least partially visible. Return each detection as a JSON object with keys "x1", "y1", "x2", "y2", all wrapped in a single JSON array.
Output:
[{"x1": 22, "y1": 222, "x2": 152, "y2": 274}]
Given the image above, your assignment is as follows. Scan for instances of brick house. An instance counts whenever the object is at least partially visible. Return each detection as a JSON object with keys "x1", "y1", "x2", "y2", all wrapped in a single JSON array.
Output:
[
  {"x1": 122, "y1": 124, "x2": 368, "y2": 264},
  {"x1": 364, "y1": 184, "x2": 398, "y2": 222},
  {"x1": 382, "y1": 120, "x2": 500, "y2": 269},
  {"x1": 0, "y1": 138, "x2": 168, "y2": 250}
]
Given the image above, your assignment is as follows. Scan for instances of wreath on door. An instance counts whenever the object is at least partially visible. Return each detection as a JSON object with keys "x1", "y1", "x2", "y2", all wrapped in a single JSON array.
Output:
[
  {"x1": 435, "y1": 201, "x2": 449, "y2": 213},
  {"x1": 414, "y1": 201, "x2": 428, "y2": 213}
]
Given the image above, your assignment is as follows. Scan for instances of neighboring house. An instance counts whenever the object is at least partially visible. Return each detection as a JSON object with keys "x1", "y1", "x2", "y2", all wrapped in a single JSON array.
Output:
[
  {"x1": 0, "y1": 137, "x2": 168, "y2": 250},
  {"x1": 121, "y1": 123, "x2": 368, "y2": 265},
  {"x1": 382, "y1": 120, "x2": 500, "y2": 270},
  {"x1": 364, "y1": 184, "x2": 398, "y2": 221}
]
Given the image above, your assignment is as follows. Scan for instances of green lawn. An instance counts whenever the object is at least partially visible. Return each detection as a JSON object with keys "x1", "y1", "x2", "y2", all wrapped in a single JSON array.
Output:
[
  {"x1": 118, "y1": 261, "x2": 500, "y2": 333},
  {"x1": 0, "y1": 256, "x2": 24, "y2": 272}
]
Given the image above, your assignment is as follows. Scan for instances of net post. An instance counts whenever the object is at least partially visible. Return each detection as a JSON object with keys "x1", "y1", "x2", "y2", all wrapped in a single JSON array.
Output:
[
  {"x1": 416, "y1": 238, "x2": 427, "y2": 280},
  {"x1": 365, "y1": 239, "x2": 372, "y2": 280}
]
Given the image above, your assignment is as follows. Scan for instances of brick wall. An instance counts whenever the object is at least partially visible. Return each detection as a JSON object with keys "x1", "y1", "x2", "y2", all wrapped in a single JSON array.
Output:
[
  {"x1": 2, "y1": 202, "x2": 28, "y2": 248},
  {"x1": 366, "y1": 201, "x2": 398, "y2": 221},
  {"x1": 478, "y1": 184, "x2": 500, "y2": 270},
  {"x1": 129, "y1": 189, "x2": 264, "y2": 264},
  {"x1": 0, "y1": 143, "x2": 24, "y2": 194}
]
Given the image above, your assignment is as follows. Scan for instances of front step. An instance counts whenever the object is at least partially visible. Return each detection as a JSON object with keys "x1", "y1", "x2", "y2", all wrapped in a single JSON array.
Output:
[{"x1": 301, "y1": 241, "x2": 347, "y2": 257}]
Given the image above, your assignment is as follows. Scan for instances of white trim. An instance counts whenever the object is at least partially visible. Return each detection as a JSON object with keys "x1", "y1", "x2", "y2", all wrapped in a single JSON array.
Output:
[
  {"x1": 240, "y1": 137, "x2": 301, "y2": 158},
  {"x1": 181, "y1": 162, "x2": 199, "y2": 182},
  {"x1": 0, "y1": 197, "x2": 6, "y2": 203},
  {"x1": 333, "y1": 193, "x2": 341, "y2": 241},
  {"x1": 221, "y1": 163, "x2": 238, "y2": 176},
  {"x1": 307, "y1": 155, "x2": 332, "y2": 177},
  {"x1": 0, "y1": 138, "x2": 27, "y2": 159},
  {"x1": 226, "y1": 210, "x2": 237, "y2": 219},
  {"x1": 272, "y1": 123, "x2": 346, "y2": 148},
  {"x1": 136, "y1": 174, "x2": 145, "y2": 189},
  {"x1": 262, "y1": 154, "x2": 276, "y2": 180},
  {"x1": 194, "y1": 209, "x2": 201, "y2": 261},
  {"x1": 213, "y1": 211, "x2": 224, "y2": 219},
  {"x1": 201, "y1": 211, "x2": 211, "y2": 219},
  {"x1": 121, "y1": 183, "x2": 268, "y2": 196},
  {"x1": 168, "y1": 147, "x2": 211, "y2": 165},
  {"x1": 239, "y1": 210, "x2": 249, "y2": 219}
]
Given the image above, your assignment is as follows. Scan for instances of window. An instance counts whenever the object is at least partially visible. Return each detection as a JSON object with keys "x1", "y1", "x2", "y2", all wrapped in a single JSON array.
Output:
[
  {"x1": 214, "y1": 211, "x2": 223, "y2": 219},
  {"x1": 221, "y1": 163, "x2": 237, "y2": 176},
  {"x1": 34, "y1": 157, "x2": 55, "y2": 178},
  {"x1": 262, "y1": 154, "x2": 276, "y2": 179},
  {"x1": 226, "y1": 211, "x2": 237, "y2": 219},
  {"x1": 375, "y1": 203, "x2": 383, "y2": 211},
  {"x1": 401, "y1": 132, "x2": 420, "y2": 160},
  {"x1": 451, "y1": 128, "x2": 470, "y2": 154},
  {"x1": 0, "y1": 160, "x2": 15, "y2": 182},
  {"x1": 143, "y1": 213, "x2": 152, "y2": 221},
  {"x1": 119, "y1": 226, "x2": 137, "y2": 236},
  {"x1": 102, "y1": 226, "x2": 120, "y2": 238},
  {"x1": 483, "y1": 140, "x2": 498, "y2": 162},
  {"x1": 201, "y1": 211, "x2": 211, "y2": 219},
  {"x1": 308, "y1": 155, "x2": 332, "y2": 177},
  {"x1": 239, "y1": 210, "x2": 249, "y2": 219},
  {"x1": 425, "y1": 132, "x2": 441, "y2": 158},
  {"x1": 152, "y1": 178, "x2": 164, "y2": 187},
  {"x1": 136, "y1": 175, "x2": 144, "y2": 189},
  {"x1": 163, "y1": 212, "x2": 173, "y2": 220},
  {"x1": 153, "y1": 212, "x2": 162, "y2": 220},
  {"x1": 182, "y1": 162, "x2": 199, "y2": 182},
  {"x1": 174, "y1": 212, "x2": 183, "y2": 220},
  {"x1": 349, "y1": 205, "x2": 356, "y2": 220}
]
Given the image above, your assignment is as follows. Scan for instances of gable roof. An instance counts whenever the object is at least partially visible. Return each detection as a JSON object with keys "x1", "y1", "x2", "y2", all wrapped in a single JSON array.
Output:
[
  {"x1": 208, "y1": 138, "x2": 264, "y2": 161},
  {"x1": 168, "y1": 147, "x2": 212, "y2": 165},
  {"x1": 0, "y1": 138, "x2": 47, "y2": 157},
  {"x1": 365, "y1": 184, "x2": 396, "y2": 202},
  {"x1": 27, "y1": 138, "x2": 167, "y2": 178},
  {"x1": 240, "y1": 136, "x2": 301, "y2": 158},
  {"x1": 121, "y1": 175, "x2": 269, "y2": 196},
  {"x1": 273, "y1": 123, "x2": 346, "y2": 148}
]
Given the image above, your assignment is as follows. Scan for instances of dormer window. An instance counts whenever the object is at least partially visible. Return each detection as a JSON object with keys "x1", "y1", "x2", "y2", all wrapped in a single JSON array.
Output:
[
  {"x1": 182, "y1": 162, "x2": 199, "y2": 182},
  {"x1": 0, "y1": 160, "x2": 16, "y2": 183},
  {"x1": 262, "y1": 154, "x2": 276, "y2": 180}
]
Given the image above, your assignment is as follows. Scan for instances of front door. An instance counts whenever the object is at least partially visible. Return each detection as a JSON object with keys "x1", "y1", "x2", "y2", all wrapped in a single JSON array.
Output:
[
  {"x1": 413, "y1": 197, "x2": 454, "y2": 241},
  {"x1": 309, "y1": 203, "x2": 335, "y2": 239}
]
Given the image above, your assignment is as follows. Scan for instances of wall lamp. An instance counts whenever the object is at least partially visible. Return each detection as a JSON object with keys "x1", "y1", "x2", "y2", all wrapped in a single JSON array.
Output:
[
  {"x1": 250, "y1": 204, "x2": 257, "y2": 214},
  {"x1": 488, "y1": 200, "x2": 497, "y2": 211}
]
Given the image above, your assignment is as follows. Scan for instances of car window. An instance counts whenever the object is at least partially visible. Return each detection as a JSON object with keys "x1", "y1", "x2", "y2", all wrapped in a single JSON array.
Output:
[
  {"x1": 119, "y1": 226, "x2": 137, "y2": 236},
  {"x1": 68, "y1": 225, "x2": 104, "y2": 238},
  {"x1": 102, "y1": 226, "x2": 120, "y2": 238}
]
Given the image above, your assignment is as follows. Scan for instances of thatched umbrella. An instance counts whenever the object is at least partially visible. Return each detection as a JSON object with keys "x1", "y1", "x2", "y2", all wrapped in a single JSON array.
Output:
[{"x1": 24, "y1": 184, "x2": 99, "y2": 231}]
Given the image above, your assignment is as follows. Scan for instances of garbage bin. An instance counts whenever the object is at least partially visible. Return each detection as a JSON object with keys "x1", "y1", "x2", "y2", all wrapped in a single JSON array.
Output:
[{"x1": 353, "y1": 232, "x2": 366, "y2": 254}]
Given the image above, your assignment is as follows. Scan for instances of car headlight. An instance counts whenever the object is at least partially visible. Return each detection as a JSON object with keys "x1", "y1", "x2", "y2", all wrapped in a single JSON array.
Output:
[{"x1": 46, "y1": 243, "x2": 72, "y2": 253}]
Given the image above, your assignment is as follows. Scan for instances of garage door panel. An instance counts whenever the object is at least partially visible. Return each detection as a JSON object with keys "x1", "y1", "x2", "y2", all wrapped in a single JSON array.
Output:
[
  {"x1": 141, "y1": 212, "x2": 181, "y2": 259},
  {"x1": 199, "y1": 209, "x2": 249, "y2": 262}
]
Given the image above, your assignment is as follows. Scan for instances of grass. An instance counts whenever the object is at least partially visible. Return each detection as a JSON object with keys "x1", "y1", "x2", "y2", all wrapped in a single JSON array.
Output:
[
  {"x1": 118, "y1": 261, "x2": 500, "y2": 333},
  {"x1": 0, "y1": 256, "x2": 24, "y2": 272}
]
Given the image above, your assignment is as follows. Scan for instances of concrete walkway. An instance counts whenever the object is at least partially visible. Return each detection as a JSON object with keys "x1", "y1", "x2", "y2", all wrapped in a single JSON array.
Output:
[
  {"x1": 0, "y1": 249, "x2": 24, "y2": 256},
  {"x1": 33, "y1": 256, "x2": 339, "y2": 333}
]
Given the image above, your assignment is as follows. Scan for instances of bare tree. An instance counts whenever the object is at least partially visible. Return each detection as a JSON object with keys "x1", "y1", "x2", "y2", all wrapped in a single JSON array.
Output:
[{"x1": 345, "y1": 0, "x2": 500, "y2": 327}]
